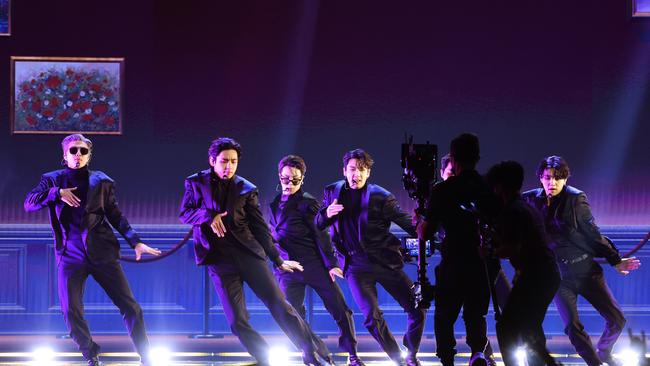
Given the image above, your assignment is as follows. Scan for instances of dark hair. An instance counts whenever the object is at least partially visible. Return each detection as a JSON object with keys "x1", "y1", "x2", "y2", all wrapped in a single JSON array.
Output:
[
  {"x1": 208, "y1": 137, "x2": 242, "y2": 160},
  {"x1": 441, "y1": 153, "x2": 452, "y2": 170},
  {"x1": 343, "y1": 149, "x2": 374, "y2": 170},
  {"x1": 278, "y1": 155, "x2": 307, "y2": 175},
  {"x1": 61, "y1": 133, "x2": 93, "y2": 152},
  {"x1": 450, "y1": 133, "x2": 480, "y2": 167},
  {"x1": 535, "y1": 155, "x2": 570, "y2": 179},
  {"x1": 487, "y1": 160, "x2": 524, "y2": 193}
]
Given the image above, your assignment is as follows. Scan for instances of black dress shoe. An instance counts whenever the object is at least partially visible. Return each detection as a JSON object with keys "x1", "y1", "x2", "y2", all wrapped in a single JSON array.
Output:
[
  {"x1": 405, "y1": 354, "x2": 422, "y2": 366},
  {"x1": 348, "y1": 354, "x2": 366, "y2": 366},
  {"x1": 86, "y1": 357, "x2": 103, "y2": 366}
]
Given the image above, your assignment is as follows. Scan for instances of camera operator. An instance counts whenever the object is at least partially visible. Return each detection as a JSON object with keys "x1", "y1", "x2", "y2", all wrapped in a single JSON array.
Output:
[
  {"x1": 417, "y1": 133, "x2": 497, "y2": 366},
  {"x1": 437, "y1": 153, "x2": 505, "y2": 366},
  {"x1": 486, "y1": 161, "x2": 560, "y2": 366}
]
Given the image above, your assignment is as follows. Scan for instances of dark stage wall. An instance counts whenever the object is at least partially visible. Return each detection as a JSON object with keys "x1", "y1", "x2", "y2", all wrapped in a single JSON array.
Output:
[
  {"x1": 0, "y1": 1, "x2": 648, "y2": 224},
  {"x1": 0, "y1": 0, "x2": 649, "y2": 338}
]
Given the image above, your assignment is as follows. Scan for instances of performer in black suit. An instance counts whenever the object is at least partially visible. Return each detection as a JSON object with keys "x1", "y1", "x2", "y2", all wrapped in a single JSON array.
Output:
[
  {"x1": 523, "y1": 156, "x2": 640, "y2": 366},
  {"x1": 24, "y1": 134, "x2": 161, "y2": 366},
  {"x1": 269, "y1": 155, "x2": 364, "y2": 366},
  {"x1": 486, "y1": 161, "x2": 560, "y2": 366},
  {"x1": 179, "y1": 138, "x2": 332, "y2": 366},
  {"x1": 315, "y1": 149, "x2": 425, "y2": 366},
  {"x1": 417, "y1": 133, "x2": 496, "y2": 366}
]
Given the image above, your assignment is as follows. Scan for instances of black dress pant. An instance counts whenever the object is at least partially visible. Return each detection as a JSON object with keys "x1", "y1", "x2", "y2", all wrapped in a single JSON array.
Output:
[
  {"x1": 346, "y1": 262, "x2": 426, "y2": 361},
  {"x1": 57, "y1": 256, "x2": 149, "y2": 360},
  {"x1": 276, "y1": 259, "x2": 358, "y2": 356},
  {"x1": 555, "y1": 261, "x2": 626, "y2": 366},
  {"x1": 207, "y1": 245, "x2": 321, "y2": 363},
  {"x1": 496, "y1": 261, "x2": 560, "y2": 366},
  {"x1": 434, "y1": 258, "x2": 491, "y2": 363}
]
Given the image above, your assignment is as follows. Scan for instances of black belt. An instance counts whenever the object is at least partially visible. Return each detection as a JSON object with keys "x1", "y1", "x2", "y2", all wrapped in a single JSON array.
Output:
[{"x1": 559, "y1": 253, "x2": 589, "y2": 265}]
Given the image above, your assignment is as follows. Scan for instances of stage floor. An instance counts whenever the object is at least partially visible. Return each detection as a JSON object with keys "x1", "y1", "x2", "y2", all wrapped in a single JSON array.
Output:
[{"x1": 0, "y1": 334, "x2": 624, "y2": 365}]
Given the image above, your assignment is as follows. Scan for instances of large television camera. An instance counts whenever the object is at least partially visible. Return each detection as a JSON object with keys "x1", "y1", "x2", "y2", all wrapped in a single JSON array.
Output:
[{"x1": 400, "y1": 136, "x2": 438, "y2": 309}]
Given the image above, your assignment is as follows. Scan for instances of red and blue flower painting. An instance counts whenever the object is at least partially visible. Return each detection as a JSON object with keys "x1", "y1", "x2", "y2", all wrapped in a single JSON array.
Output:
[{"x1": 12, "y1": 57, "x2": 123, "y2": 134}]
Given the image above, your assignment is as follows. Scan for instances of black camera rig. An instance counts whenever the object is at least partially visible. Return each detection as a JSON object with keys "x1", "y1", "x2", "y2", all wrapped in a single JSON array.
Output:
[{"x1": 400, "y1": 135, "x2": 438, "y2": 310}]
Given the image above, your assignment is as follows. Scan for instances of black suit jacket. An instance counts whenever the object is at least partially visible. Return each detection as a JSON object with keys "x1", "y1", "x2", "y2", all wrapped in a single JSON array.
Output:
[
  {"x1": 269, "y1": 189, "x2": 338, "y2": 269},
  {"x1": 522, "y1": 185, "x2": 621, "y2": 267},
  {"x1": 24, "y1": 169, "x2": 141, "y2": 263},
  {"x1": 179, "y1": 170, "x2": 282, "y2": 266},
  {"x1": 315, "y1": 180, "x2": 416, "y2": 272}
]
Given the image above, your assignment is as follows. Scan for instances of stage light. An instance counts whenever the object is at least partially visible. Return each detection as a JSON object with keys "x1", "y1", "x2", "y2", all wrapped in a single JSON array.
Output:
[
  {"x1": 401, "y1": 348, "x2": 409, "y2": 359},
  {"x1": 148, "y1": 346, "x2": 172, "y2": 365},
  {"x1": 268, "y1": 346, "x2": 290, "y2": 366},
  {"x1": 515, "y1": 347, "x2": 527, "y2": 366},
  {"x1": 617, "y1": 349, "x2": 640, "y2": 366},
  {"x1": 32, "y1": 347, "x2": 55, "y2": 364}
]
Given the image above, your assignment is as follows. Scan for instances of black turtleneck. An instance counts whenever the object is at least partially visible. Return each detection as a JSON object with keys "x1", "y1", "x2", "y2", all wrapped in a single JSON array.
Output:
[
  {"x1": 61, "y1": 166, "x2": 90, "y2": 260},
  {"x1": 210, "y1": 173, "x2": 232, "y2": 213},
  {"x1": 339, "y1": 186, "x2": 372, "y2": 269}
]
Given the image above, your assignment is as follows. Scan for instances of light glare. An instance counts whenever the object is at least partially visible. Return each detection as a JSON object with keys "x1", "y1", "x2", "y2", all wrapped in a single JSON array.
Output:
[{"x1": 269, "y1": 346, "x2": 290, "y2": 366}]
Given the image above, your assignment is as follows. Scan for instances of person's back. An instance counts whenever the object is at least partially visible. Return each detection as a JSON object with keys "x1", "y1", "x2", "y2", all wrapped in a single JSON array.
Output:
[
  {"x1": 419, "y1": 133, "x2": 494, "y2": 366},
  {"x1": 499, "y1": 197, "x2": 555, "y2": 271},
  {"x1": 428, "y1": 169, "x2": 493, "y2": 261},
  {"x1": 486, "y1": 160, "x2": 560, "y2": 366}
]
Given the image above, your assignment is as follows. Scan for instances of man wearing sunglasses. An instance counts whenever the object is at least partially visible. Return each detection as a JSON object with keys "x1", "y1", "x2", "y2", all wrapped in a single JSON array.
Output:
[
  {"x1": 316, "y1": 149, "x2": 425, "y2": 366},
  {"x1": 24, "y1": 134, "x2": 161, "y2": 366},
  {"x1": 269, "y1": 155, "x2": 363, "y2": 366},
  {"x1": 179, "y1": 138, "x2": 332, "y2": 366}
]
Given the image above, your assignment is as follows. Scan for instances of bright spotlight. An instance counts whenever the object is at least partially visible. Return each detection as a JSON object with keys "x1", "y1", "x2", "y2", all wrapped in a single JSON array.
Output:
[
  {"x1": 617, "y1": 349, "x2": 640, "y2": 366},
  {"x1": 149, "y1": 346, "x2": 172, "y2": 365},
  {"x1": 268, "y1": 346, "x2": 290, "y2": 366},
  {"x1": 401, "y1": 349, "x2": 409, "y2": 359},
  {"x1": 515, "y1": 347, "x2": 527, "y2": 366},
  {"x1": 32, "y1": 347, "x2": 55, "y2": 363}
]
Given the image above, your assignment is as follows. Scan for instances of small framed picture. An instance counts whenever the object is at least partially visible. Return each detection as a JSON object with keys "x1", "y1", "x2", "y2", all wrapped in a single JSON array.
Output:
[
  {"x1": 0, "y1": 0, "x2": 9, "y2": 36},
  {"x1": 11, "y1": 56, "x2": 124, "y2": 135},
  {"x1": 633, "y1": 0, "x2": 650, "y2": 16}
]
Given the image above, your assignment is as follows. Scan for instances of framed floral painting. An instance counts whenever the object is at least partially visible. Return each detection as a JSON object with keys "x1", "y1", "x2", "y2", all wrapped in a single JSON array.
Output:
[
  {"x1": 0, "y1": 0, "x2": 9, "y2": 36},
  {"x1": 11, "y1": 56, "x2": 124, "y2": 134}
]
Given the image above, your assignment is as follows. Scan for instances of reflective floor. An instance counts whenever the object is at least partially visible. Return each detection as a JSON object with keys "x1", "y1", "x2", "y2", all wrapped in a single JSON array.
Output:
[{"x1": 0, "y1": 334, "x2": 639, "y2": 365}]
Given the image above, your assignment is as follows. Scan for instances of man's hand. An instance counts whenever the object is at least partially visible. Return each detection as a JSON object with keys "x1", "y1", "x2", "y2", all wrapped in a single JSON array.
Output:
[
  {"x1": 210, "y1": 211, "x2": 228, "y2": 237},
  {"x1": 329, "y1": 267, "x2": 344, "y2": 282},
  {"x1": 134, "y1": 243, "x2": 162, "y2": 261},
  {"x1": 59, "y1": 187, "x2": 81, "y2": 207},
  {"x1": 279, "y1": 260, "x2": 304, "y2": 273},
  {"x1": 615, "y1": 257, "x2": 641, "y2": 275},
  {"x1": 326, "y1": 199, "x2": 344, "y2": 218}
]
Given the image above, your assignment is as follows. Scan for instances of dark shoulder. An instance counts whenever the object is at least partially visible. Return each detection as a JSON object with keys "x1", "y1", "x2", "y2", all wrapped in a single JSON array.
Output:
[
  {"x1": 368, "y1": 183, "x2": 391, "y2": 198},
  {"x1": 42, "y1": 169, "x2": 66, "y2": 179},
  {"x1": 324, "y1": 180, "x2": 344, "y2": 192},
  {"x1": 522, "y1": 188, "x2": 543, "y2": 200},
  {"x1": 565, "y1": 185, "x2": 584, "y2": 197},
  {"x1": 298, "y1": 191, "x2": 320, "y2": 212},
  {"x1": 234, "y1": 175, "x2": 258, "y2": 195},
  {"x1": 185, "y1": 169, "x2": 211, "y2": 182},
  {"x1": 301, "y1": 191, "x2": 319, "y2": 203},
  {"x1": 91, "y1": 170, "x2": 114, "y2": 183}
]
